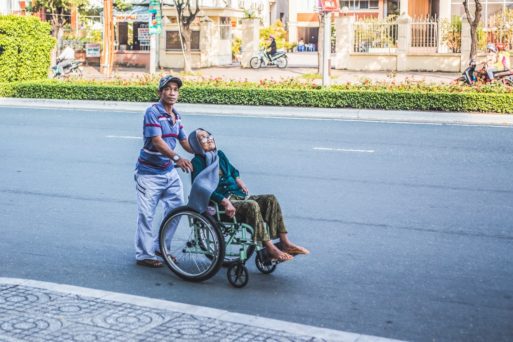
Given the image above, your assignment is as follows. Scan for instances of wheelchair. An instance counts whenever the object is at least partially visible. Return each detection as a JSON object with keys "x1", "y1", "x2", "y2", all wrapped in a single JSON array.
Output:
[{"x1": 158, "y1": 202, "x2": 280, "y2": 288}]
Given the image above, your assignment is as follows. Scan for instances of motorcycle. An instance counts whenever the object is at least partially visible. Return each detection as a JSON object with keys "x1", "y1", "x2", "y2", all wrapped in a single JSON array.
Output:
[
  {"x1": 52, "y1": 59, "x2": 83, "y2": 78},
  {"x1": 249, "y1": 49, "x2": 288, "y2": 69},
  {"x1": 456, "y1": 60, "x2": 513, "y2": 86}
]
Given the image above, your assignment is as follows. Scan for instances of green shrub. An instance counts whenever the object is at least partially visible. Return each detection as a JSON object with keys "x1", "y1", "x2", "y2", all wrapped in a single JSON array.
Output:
[
  {"x1": 2, "y1": 80, "x2": 513, "y2": 113},
  {"x1": 0, "y1": 15, "x2": 55, "y2": 82}
]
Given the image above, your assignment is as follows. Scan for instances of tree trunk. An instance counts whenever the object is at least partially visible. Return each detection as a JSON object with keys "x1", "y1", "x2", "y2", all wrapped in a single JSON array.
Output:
[
  {"x1": 181, "y1": 27, "x2": 192, "y2": 72},
  {"x1": 470, "y1": 25, "x2": 478, "y2": 60}
]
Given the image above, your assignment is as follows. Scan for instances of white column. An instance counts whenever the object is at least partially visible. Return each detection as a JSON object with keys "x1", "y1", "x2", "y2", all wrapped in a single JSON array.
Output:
[
  {"x1": 240, "y1": 18, "x2": 260, "y2": 68},
  {"x1": 334, "y1": 15, "x2": 354, "y2": 69},
  {"x1": 400, "y1": 0, "x2": 408, "y2": 16},
  {"x1": 288, "y1": 0, "x2": 298, "y2": 43},
  {"x1": 396, "y1": 13, "x2": 411, "y2": 71},
  {"x1": 439, "y1": 0, "x2": 451, "y2": 21}
]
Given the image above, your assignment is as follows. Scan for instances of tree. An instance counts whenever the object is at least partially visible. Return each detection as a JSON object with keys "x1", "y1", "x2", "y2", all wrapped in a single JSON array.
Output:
[
  {"x1": 463, "y1": 0, "x2": 483, "y2": 61},
  {"x1": 173, "y1": 0, "x2": 200, "y2": 72},
  {"x1": 31, "y1": 0, "x2": 88, "y2": 55}
]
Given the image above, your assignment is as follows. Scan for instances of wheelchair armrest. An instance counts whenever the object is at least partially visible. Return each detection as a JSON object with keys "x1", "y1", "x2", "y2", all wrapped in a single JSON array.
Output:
[{"x1": 209, "y1": 201, "x2": 237, "y2": 223}]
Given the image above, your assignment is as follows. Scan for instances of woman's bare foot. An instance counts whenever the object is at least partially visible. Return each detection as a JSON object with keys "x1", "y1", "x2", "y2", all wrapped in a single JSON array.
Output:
[
  {"x1": 281, "y1": 242, "x2": 310, "y2": 256},
  {"x1": 266, "y1": 244, "x2": 293, "y2": 262}
]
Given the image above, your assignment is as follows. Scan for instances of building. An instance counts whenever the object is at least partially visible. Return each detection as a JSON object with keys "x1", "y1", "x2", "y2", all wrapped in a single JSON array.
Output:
[
  {"x1": 287, "y1": 0, "x2": 513, "y2": 47},
  {"x1": 0, "y1": 0, "x2": 22, "y2": 15}
]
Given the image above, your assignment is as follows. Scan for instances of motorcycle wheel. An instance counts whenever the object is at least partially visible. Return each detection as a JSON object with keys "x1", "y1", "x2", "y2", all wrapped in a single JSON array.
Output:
[
  {"x1": 71, "y1": 67, "x2": 83, "y2": 77},
  {"x1": 276, "y1": 57, "x2": 287, "y2": 69},
  {"x1": 249, "y1": 57, "x2": 261, "y2": 69}
]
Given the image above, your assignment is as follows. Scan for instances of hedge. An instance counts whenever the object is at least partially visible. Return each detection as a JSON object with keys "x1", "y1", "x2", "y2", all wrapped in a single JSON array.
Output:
[
  {"x1": 0, "y1": 15, "x2": 55, "y2": 82},
  {"x1": 1, "y1": 81, "x2": 513, "y2": 113}
]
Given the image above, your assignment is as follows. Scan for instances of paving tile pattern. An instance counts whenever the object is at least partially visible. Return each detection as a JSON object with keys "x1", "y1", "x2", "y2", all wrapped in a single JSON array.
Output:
[{"x1": 0, "y1": 285, "x2": 325, "y2": 341}]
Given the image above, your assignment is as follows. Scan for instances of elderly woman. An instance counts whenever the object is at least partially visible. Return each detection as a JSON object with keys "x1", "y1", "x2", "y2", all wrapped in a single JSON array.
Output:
[{"x1": 188, "y1": 129, "x2": 309, "y2": 262}]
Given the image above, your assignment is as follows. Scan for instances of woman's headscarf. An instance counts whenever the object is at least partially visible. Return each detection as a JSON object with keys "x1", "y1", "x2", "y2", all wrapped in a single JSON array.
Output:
[{"x1": 187, "y1": 128, "x2": 220, "y2": 214}]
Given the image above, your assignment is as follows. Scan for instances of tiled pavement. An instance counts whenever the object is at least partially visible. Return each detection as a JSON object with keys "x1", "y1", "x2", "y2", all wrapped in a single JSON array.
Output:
[{"x1": 0, "y1": 279, "x2": 401, "y2": 342}]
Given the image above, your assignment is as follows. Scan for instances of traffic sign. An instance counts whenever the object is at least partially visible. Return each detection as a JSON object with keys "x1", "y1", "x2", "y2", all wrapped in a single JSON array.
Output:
[
  {"x1": 148, "y1": 0, "x2": 161, "y2": 35},
  {"x1": 319, "y1": 0, "x2": 339, "y2": 12}
]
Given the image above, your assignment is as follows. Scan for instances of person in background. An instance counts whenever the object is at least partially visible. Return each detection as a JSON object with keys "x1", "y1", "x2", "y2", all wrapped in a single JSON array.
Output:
[
  {"x1": 56, "y1": 43, "x2": 75, "y2": 75},
  {"x1": 266, "y1": 35, "x2": 277, "y2": 62},
  {"x1": 484, "y1": 43, "x2": 499, "y2": 81},
  {"x1": 297, "y1": 38, "x2": 305, "y2": 52},
  {"x1": 496, "y1": 43, "x2": 511, "y2": 71}
]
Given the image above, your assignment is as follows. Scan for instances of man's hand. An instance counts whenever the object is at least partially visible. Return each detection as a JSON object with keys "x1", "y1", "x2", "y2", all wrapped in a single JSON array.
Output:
[
  {"x1": 176, "y1": 158, "x2": 193, "y2": 173},
  {"x1": 236, "y1": 178, "x2": 249, "y2": 194},
  {"x1": 221, "y1": 198, "x2": 236, "y2": 218}
]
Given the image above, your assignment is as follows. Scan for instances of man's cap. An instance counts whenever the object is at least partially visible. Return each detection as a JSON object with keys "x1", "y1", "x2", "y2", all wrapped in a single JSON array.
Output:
[{"x1": 158, "y1": 75, "x2": 183, "y2": 90}]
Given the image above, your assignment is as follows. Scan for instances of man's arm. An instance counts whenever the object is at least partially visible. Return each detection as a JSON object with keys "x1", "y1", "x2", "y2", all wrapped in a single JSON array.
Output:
[
  {"x1": 151, "y1": 136, "x2": 193, "y2": 172},
  {"x1": 179, "y1": 138, "x2": 193, "y2": 154}
]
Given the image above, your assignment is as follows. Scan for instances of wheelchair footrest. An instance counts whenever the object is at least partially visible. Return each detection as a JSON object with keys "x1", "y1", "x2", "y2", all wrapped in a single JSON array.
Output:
[{"x1": 256, "y1": 249, "x2": 282, "y2": 266}]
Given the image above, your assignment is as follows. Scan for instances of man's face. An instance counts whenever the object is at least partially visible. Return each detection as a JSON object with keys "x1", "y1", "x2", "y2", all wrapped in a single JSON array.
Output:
[{"x1": 159, "y1": 82, "x2": 180, "y2": 105}]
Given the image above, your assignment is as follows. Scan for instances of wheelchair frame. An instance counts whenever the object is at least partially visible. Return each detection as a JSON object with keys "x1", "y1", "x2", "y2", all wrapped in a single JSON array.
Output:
[{"x1": 158, "y1": 202, "x2": 278, "y2": 288}]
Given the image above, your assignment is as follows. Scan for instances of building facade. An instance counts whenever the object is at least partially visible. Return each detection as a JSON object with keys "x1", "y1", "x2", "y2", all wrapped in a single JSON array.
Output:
[{"x1": 287, "y1": 0, "x2": 513, "y2": 46}]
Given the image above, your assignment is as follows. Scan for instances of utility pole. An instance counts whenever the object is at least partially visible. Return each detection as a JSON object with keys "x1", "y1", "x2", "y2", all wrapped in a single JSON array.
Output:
[
  {"x1": 321, "y1": 11, "x2": 331, "y2": 87},
  {"x1": 149, "y1": 0, "x2": 162, "y2": 75},
  {"x1": 101, "y1": 0, "x2": 114, "y2": 76},
  {"x1": 319, "y1": 0, "x2": 337, "y2": 87}
]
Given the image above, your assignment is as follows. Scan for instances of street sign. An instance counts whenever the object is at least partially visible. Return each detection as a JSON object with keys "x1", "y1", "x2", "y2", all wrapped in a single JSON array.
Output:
[
  {"x1": 148, "y1": 0, "x2": 161, "y2": 35},
  {"x1": 85, "y1": 43, "x2": 101, "y2": 58},
  {"x1": 319, "y1": 0, "x2": 339, "y2": 12}
]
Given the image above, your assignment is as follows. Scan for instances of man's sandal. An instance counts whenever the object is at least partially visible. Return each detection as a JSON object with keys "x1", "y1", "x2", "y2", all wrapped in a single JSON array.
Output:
[
  {"x1": 155, "y1": 250, "x2": 178, "y2": 263},
  {"x1": 136, "y1": 259, "x2": 163, "y2": 268}
]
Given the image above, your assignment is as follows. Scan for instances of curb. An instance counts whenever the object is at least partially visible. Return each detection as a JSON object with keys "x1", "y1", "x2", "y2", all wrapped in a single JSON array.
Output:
[
  {"x1": 0, "y1": 277, "x2": 402, "y2": 342},
  {"x1": 1, "y1": 97, "x2": 513, "y2": 126}
]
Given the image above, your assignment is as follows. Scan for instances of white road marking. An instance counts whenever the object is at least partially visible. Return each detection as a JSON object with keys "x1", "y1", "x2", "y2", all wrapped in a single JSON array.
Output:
[
  {"x1": 106, "y1": 135, "x2": 142, "y2": 140},
  {"x1": 314, "y1": 147, "x2": 375, "y2": 153}
]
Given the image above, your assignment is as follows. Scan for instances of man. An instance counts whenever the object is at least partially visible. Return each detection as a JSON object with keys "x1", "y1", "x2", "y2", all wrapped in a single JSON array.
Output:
[
  {"x1": 484, "y1": 43, "x2": 499, "y2": 81},
  {"x1": 265, "y1": 35, "x2": 277, "y2": 62},
  {"x1": 134, "y1": 75, "x2": 193, "y2": 268},
  {"x1": 56, "y1": 44, "x2": 75, "y2": 76}
]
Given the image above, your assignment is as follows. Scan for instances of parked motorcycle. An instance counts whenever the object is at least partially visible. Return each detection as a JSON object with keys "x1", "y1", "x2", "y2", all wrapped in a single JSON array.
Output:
[
  {"x1": 456, "y1": 60, "x2": 513, "y2": 86},
  {"x1": 52, "y1": 59, "x2": 83, "y2": 78},
  {"x1": 249, "y1": 49, "x2": 288, "y2": 69}
]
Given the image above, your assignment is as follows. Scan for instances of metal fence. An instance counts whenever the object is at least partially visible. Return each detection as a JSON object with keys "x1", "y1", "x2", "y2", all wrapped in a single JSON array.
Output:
[
  {"x1": 410, "y1": 18, "x2": 438, "y2": 51},
  {"x1": 353, "y1": 21, "x2": 398, "y2": 53}
]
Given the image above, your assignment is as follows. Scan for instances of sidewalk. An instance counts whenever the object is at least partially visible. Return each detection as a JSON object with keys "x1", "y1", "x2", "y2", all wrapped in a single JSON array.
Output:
[
  {"x1": 2, "y1": 98, "x2": 513, "y2": 126},
  {"x1": 0, "y1": 278, "x2": 400, "y2": 342},
  {"x1": 81, "y1": 53, "x2": 458, "y2": 85}
]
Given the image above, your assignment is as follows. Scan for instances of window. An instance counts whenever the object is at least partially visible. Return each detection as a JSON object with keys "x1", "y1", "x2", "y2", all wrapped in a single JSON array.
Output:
[
  {"x1": 340, "y1": 0, "x2": 379, "y2": 10},
  {"x1": 165, "y1": 31, "x2": 200, "y2": 50},
  {"x1": 220, "y1": 17, "x2": 231, "y2": 40}
]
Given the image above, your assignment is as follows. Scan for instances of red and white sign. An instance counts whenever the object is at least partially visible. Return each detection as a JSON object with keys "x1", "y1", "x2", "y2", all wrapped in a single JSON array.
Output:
[{"x1": 319, "y1": 0, "x2": 339, "y2": 12}]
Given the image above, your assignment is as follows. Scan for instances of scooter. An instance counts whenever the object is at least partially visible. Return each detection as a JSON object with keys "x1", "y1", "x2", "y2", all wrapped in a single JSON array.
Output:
[
  {"x1": 249, "y1": 49, "x2": 288, "y2": 69},
  {"x1": 52, "y1": 59, "x2": 83, "y2": 78},
  {"x1": 456, "y1": 60, "x2": 513, "y2": 86}
]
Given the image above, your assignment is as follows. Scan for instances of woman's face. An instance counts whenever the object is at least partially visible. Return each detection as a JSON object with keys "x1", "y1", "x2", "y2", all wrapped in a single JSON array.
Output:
[{"x1": 197, "y1": 130, "x2": 216, "y2": 152}]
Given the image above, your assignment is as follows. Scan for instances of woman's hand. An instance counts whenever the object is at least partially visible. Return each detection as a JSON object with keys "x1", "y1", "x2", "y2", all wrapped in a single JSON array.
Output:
[
  {"x1": 236, "y1": 178, "x2": 249, "y2": 194},
  {"x1": 221, "y1": 198, "x2": 236, "y2": 218}
]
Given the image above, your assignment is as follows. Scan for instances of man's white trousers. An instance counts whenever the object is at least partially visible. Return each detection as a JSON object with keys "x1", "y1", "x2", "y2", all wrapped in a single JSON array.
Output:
[{"x1": 134, "y1": 169, "x2": 184, "y2": 261}]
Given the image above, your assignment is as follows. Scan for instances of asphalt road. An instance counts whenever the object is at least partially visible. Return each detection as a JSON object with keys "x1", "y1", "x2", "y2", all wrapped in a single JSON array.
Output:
[{"x1": 0, "y1": 106, "x2": 512, "y2": 342}]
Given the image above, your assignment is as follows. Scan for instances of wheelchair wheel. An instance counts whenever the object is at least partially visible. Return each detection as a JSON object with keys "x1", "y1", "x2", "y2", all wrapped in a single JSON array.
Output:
[
  {"x1": 255, "y1": 250, "x2": 276, "y2": 274},
  {"x1": 227, "y1": 262, "x2": 249, "y2": 288},
  {"x1": 159, "y1": 207, "x2": 225, "y2": 282}
]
